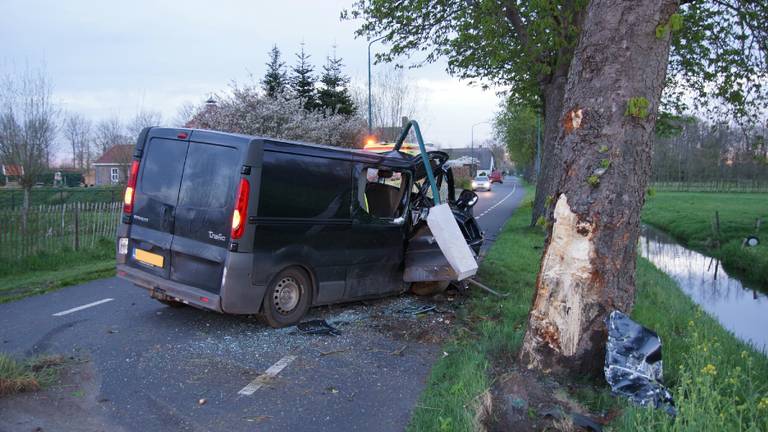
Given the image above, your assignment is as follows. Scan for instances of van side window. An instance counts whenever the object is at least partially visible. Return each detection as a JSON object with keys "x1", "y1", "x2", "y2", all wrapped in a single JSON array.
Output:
[
  {"x1": 358, "y1": 168, "x2": 409, "y2": 219},
  {"x1": 140, "y1": 138, "x2": 187, "y2": 205},
  {"x1": 178, "y1": 143, "x2": 239, "y2": 209}
]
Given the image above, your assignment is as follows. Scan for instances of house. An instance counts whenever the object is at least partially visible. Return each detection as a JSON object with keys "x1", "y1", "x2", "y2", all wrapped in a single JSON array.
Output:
[
  {"x1": 1, "y1": 164, "x2": 24, "y2": 187},
  {"x1": 93, "y1": 144, "x2": 134, "y2": 185}
]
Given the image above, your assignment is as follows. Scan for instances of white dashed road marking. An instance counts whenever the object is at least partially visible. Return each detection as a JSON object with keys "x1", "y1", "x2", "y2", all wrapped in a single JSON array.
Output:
[
  {"x1": 476, "y1": 183, "x2": 517, "y2": 220},
  {"x1": 238, "y1": 355, "x2": 297, "y2": 395},
  {"x1": 52, "y1": 298, "x2": 114, "y2": 317}
]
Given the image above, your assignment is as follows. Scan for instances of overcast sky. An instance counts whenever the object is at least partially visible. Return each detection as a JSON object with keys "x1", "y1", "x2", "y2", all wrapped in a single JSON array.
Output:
[{"x1": 1, "y1": 0, "x2": 502, "y2": 159}]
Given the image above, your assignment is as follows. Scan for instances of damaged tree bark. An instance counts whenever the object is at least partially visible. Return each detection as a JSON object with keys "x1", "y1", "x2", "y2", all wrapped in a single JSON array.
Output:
[{"x1": 520, "y1": 0, "x2": 679, "y2": 376}]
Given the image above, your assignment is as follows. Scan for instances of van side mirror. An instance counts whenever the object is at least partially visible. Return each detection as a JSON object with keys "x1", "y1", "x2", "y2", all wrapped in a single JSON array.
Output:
[{"x1": 456, "y1": 190, "x2": 478, "y2": 210}]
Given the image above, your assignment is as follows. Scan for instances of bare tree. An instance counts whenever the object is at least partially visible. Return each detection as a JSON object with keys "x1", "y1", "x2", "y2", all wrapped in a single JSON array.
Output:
[
  {"x1": 0, "y1": 68, "x2": 58, "y2": 228},
  {"x1": 94, "y1": 116, "x2": 127, "y2": 155},
  {"x1": 352, "y1": 66, "x2": 420, "y2": 140},
  {"x1": 63, "y1": 112, "x2": 91, "y2": 170},
  {"x1": 173, "y1": 102, "x2": 198, "y2": 127},
  {"x1": 126, "y1": 109, "x2": 162, "y2": 138}
]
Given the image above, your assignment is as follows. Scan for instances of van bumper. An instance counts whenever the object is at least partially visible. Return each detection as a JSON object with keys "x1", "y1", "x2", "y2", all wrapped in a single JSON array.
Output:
[{"x1": 116, "y1": 264, "x2": 223, "y2": 313}]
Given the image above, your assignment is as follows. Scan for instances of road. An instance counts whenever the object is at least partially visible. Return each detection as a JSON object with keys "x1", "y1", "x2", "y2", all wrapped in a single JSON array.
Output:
[{"x1": 0, "y1": 177, "x2": 525, "y2": 432}]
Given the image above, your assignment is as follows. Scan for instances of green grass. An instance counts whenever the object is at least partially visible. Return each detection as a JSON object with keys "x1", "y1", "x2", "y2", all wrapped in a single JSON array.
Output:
[
  {"x1": 409, "y1": 185, "x2": 541, "y2": 431},
  {"x1": 409, "y1": 188, "x2": 768, "y2": 431},
  {"x1": 643, "y1": 192, "x2": 768, "y2": 288},
  {"x1": 0, "y1": 354, "x2": 65, "y2": 397},
  {"x1": 0, "y1": 239, "x2": 115, "y2": 303}
]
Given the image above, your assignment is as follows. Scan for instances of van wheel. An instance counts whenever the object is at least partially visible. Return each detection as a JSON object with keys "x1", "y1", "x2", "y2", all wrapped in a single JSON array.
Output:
[
  {"x1": 410, "y1": 281, "x2": 450, "y2": 296},
  {"x1": 262, "y1": 268, "x2": 311, "y2": 328}
]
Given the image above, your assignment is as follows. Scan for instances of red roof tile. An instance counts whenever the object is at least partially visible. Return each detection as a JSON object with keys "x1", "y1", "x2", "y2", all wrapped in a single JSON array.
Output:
[{"x1": 95, "y1": 144, "x2": 135, "y2": 164}]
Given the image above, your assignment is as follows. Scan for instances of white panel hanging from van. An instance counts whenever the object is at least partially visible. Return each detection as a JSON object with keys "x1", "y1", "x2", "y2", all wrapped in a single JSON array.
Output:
[{"x1": 426, "y1": 203, "x2": 478, "y2": 280}]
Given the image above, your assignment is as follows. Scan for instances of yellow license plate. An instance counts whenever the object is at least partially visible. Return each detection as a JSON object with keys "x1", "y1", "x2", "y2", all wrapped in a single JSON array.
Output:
[{"x1": 134, "y1": 249, "x2": 164, "y2": 268}]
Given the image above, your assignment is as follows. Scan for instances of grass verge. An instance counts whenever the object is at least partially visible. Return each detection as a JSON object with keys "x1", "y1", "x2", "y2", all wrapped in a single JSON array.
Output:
[
  {"x1": 409, "y1": 188, "x2": 768, "y2": 431},
  {"x1": 0, "y1": 239, "x2": 115, "y2": 303},
  {"x1": 643, "y1": 192, "x2": 768, "y2": 288},
  {"x1": 0, "y1": 354, "x2": 65, "y2": 397}
]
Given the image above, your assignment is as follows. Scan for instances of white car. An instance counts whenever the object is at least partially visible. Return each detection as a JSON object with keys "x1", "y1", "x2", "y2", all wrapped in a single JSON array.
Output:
[{"x1": 471, "y1": 175, "x2": 492, "y2": 191}]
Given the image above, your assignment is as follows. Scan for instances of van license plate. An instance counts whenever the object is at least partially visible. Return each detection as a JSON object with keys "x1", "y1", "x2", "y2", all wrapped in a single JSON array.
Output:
[{"x1": 134, "y1": 249, "x2": 164, "y2": 268}]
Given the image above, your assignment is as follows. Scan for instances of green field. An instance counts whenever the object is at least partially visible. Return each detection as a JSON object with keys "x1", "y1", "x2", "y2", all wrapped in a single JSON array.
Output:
[
  {"x1": 643, "y1": 192, "x2": 768, "y2": 288},
  {"x1": 409, "y1": 188, "x2": 768, "y2": 431}
]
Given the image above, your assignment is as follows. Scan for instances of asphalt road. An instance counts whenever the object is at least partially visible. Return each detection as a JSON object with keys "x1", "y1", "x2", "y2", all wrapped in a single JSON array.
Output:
[{"x1": 0, "y1": 177, "x2": 525, "y2": 432}]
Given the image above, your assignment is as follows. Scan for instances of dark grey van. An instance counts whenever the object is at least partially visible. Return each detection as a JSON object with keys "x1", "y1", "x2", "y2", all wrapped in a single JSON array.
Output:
[{"x1": 116, "y1": 128, "x2": 482, "y2": 327}]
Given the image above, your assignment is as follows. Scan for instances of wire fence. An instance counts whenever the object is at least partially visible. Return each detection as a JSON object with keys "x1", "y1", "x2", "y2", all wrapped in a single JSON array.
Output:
[
  {"x1": 0, "y1": 202, "x2": 122, "y2": 261},
  {"x1": 650, "y1": 181, "x2": 768, "y2": 193}
]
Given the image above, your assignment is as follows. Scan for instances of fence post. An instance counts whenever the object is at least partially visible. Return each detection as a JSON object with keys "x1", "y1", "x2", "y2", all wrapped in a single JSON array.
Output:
[{"x1": 74, "y1": 202, "x2": 80, "y2": 251}]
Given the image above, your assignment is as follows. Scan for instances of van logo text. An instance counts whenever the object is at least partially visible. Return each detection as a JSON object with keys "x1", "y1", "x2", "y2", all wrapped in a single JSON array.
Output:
[
  {"x1": 208, "y1": 231, "x2": 227, "y2": 242},
  {"x1": 133, "y1": 215, "x2": 149, "y2": 223}
]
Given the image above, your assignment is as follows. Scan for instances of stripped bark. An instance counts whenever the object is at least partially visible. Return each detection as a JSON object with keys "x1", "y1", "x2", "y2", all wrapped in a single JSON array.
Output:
[{"x1": 520, "y1": 0, "x2": 679, "y2": 376}]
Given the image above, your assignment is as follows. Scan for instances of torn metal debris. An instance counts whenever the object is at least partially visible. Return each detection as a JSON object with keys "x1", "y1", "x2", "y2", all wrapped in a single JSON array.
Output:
[
  {"x1": 296, "y1": 319, "x2": 341, "y2": 336},
  {"x1": 604, "y1": 311, "x2": 675, "y2": 416}
]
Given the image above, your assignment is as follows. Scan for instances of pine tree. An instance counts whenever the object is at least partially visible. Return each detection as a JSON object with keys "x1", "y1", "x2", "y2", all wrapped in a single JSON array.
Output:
[
  {"x1": 317, "y1": 50, "x2": 356, "y2": 116},
  {"x1": 290, "y1": 43, "x2": 318, "y2": 111},
  {"x1": 262, "y1": 45, "x2": 288, "y2": 99}
]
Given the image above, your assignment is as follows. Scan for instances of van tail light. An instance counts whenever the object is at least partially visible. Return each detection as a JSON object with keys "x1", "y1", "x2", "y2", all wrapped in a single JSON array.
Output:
[
  {"x1": 123, "y1": 160, "x2": 140, "y2": 214},
  {"x1": 231, "y1": 178, "x2": 250, "y2": 240}
]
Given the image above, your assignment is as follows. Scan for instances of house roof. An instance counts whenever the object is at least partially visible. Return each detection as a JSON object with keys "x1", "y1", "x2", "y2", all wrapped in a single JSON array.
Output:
[
  {"x1": 94, "y1": 144, "x2": 135, "y2": 165},
  {"x1": 2, "y1": 164, "x2": 24, "y2": 176}
]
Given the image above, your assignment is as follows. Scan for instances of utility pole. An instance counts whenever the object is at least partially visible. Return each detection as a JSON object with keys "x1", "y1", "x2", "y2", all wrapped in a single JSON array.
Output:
[{"x1": 367, "y1": 36, "x2": 386, "y2": 135}]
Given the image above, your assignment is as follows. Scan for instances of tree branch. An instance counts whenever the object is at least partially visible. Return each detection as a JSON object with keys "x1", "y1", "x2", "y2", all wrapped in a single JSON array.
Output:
[{"x1": 502, "y1": 1, "x2": 532, "y2": 55}]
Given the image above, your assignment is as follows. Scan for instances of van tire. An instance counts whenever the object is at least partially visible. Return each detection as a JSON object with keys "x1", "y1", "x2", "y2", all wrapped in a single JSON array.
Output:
[
  {"x1": 410, "y1": 281, "x2": 450, "y2": 296},
  {"x1": 262, "y1": 267, "x2": 312, "y2": 328}
]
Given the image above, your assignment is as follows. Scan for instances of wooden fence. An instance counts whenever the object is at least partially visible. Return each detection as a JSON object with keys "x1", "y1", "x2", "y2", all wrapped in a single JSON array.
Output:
[{"x1": 0, "y1": 202, "x2": 122, "y2": 261}]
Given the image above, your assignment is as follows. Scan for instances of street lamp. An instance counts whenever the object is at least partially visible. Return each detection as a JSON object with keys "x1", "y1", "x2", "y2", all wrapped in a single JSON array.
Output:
[
  {"x1": 368, "y1": 35, "x2": 386, "y2": 135},
  {"x1": 471, "y1": 121, "x2": 490, "y2": 176}
]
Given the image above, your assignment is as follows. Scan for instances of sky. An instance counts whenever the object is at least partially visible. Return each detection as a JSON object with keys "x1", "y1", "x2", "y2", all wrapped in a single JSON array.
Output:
[{"x1": 0, "y1": 0, "x2": 503, "y2": 160}]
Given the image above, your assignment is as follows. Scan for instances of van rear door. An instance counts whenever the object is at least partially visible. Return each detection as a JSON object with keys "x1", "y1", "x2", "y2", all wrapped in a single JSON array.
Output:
[
  {"x1": 128, "y1": 137, "x2": 188, "y2": 279},
  {"x1": 170, "y1": 141, "x2": 241, "y2": 294}
]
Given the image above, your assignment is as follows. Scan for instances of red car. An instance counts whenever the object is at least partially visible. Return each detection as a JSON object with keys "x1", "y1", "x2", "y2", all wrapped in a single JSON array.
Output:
[{"x1": 489, "y1": 171, "x2": 504, "y2": 184}]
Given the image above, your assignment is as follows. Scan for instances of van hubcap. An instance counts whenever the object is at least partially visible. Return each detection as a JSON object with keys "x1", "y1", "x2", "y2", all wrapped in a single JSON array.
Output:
[{"x1": 274, "y1": 277, "x2": 301, "y2": 314}]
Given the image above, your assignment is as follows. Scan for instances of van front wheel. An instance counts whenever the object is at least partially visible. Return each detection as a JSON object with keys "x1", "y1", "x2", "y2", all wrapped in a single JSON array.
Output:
[{"x1": 262, "y1": 268, "x2": 311, "y2": 328}]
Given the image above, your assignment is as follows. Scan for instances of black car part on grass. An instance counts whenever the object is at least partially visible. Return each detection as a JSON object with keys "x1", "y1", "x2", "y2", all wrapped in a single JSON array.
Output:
[
  {"x1": 296, "y1": 319, "x2": 341, "y2": 336},
  {"x1": 604, "y1": 311, "x2": 676, "y2": 416}
]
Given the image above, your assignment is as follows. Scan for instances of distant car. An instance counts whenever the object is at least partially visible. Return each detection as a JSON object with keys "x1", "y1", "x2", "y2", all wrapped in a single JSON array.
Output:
[
  {"x1": 489, "y1": 171, "x2": 503, "y2": 184},
  {"x1": 472, "y1": 175, "x2": 492, "y2": 191}
]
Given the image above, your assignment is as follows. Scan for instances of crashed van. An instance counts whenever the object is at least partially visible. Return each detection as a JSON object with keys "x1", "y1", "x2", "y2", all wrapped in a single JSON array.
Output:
[{"x1": 116, "y1": 127, "x2": 482, "y2": 327}]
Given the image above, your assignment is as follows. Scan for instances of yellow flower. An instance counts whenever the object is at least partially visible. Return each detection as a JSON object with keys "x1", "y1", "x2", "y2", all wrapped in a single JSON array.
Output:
[
  {"x1": 740, "y1": 350, "x2": 748, "y2": 359},
  {"x1": 701, "y1": 364, "x2": 717, "y2": 375},
  {"x1": 758, "y1": 397, "x2": 768, "y2": 410},
  {"x1": 688, "y1": 320, "x2": 694, "y2": 327}
]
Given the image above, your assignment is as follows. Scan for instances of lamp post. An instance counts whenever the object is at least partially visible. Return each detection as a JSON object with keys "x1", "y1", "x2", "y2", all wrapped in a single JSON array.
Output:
[
  {"x1": 471, "y1": 121, "x2": 490, "y2": 176},
  {"x1": 368, "y1": 35, "x2": 386, "y2": 135}
]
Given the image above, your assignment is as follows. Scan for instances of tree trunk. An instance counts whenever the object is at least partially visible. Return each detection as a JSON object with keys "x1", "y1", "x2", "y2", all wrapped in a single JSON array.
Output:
[
  {"x1": 531, "y1": 77, "x2": 568, "y2": 226},
  {"x1": 520, "y1": 0, "x2": 678, "y2": 376}
]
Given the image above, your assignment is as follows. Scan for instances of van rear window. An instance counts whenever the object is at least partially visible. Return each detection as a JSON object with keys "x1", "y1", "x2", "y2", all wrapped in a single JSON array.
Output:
[
  {"x1": 140, "y1": 138, "x2": 187, "y2": 204},
  {"x1": 178, "y1": 143, "x2": 239, "y2": 209}
]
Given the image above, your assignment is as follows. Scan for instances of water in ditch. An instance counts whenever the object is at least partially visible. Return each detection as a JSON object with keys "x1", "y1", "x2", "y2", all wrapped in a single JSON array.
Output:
[{"x1": 640, "y1": 224, "x2": 767, "y2": 352}]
